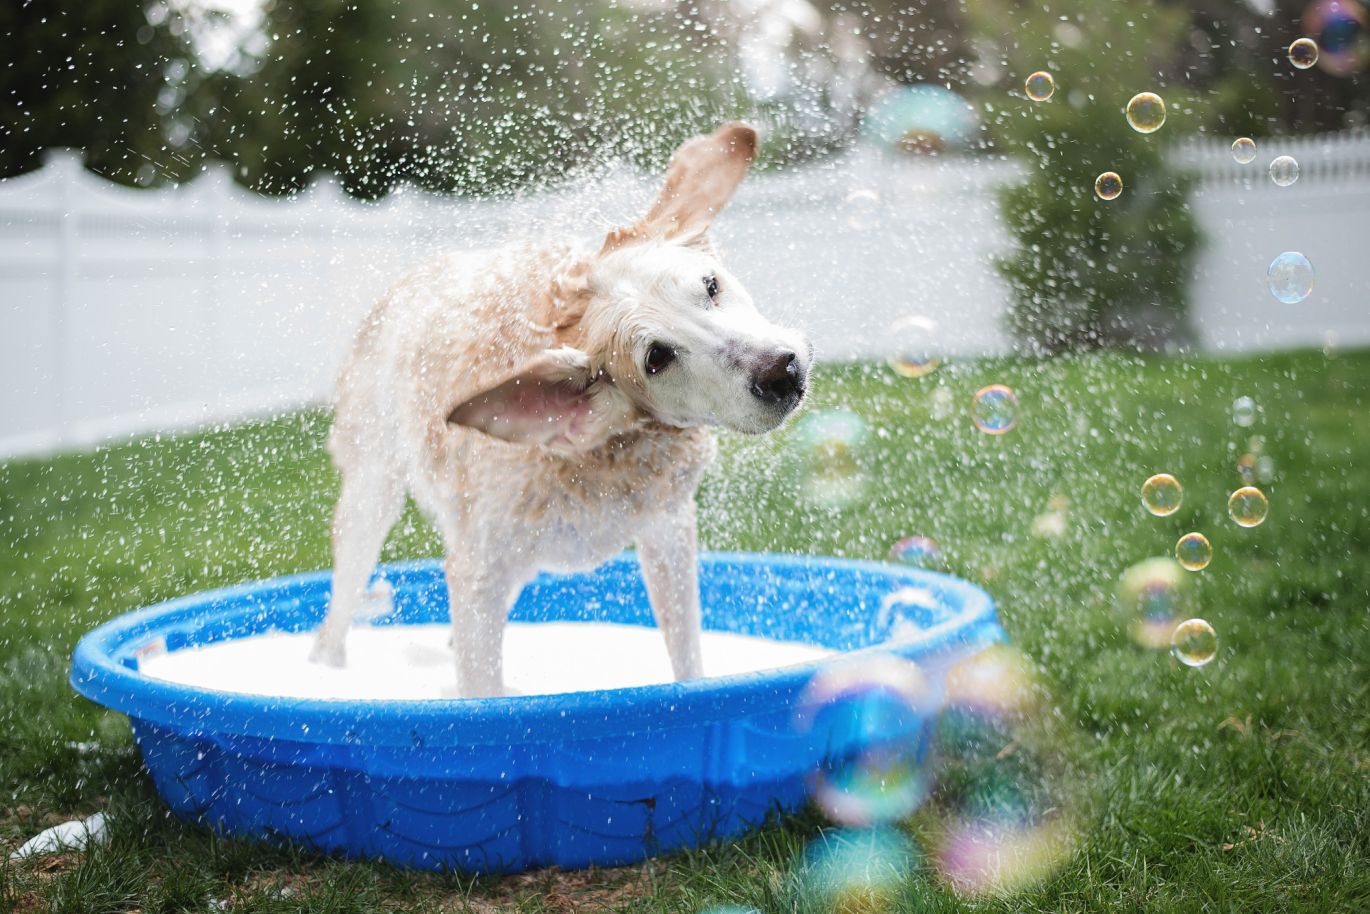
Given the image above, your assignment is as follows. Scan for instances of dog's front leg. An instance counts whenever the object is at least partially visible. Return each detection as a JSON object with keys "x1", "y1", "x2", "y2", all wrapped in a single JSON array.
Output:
[
  {"x1": 636, "y1": 501, "x2": 704, "y2": 681},
  {"x1": 443, "y1": 553, "x2": 522, "y2": 698}
]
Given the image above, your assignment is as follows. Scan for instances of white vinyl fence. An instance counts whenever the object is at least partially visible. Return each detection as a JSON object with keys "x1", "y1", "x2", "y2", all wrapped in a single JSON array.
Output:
[{"x1": 3, "y1": 134, "x2": 1369, "y2": 459}]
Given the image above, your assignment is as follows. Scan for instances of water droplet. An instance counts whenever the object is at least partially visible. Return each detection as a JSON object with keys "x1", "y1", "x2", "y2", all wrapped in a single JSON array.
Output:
[{"x1": 1232, "y1": 396, "x2": 1258, "y2": 427}]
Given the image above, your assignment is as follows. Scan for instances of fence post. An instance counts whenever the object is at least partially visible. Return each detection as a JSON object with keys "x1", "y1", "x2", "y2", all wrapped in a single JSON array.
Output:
[{"x1": 49, "y1": 149, "x2": 81, "y2": 449}]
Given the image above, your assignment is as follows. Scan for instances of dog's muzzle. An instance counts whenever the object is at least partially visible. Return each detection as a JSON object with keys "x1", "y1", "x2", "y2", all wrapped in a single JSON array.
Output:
[{"x1": 749, "y1": 350, "x2": 806, "y2": 407}]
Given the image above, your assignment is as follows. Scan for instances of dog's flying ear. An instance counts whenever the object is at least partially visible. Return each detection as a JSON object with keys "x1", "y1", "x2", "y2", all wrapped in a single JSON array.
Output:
[
  {"x1": 447, "y1": 347, "x2": 610, "y2": 449},
  {"x1": 603, "y1": 122, "x2": 757, "y2": 253}
]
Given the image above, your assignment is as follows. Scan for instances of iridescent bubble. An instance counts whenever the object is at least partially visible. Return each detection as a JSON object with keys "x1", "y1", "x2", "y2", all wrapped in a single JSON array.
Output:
[
  {"x1": 1303, "y1": 1, "x2": 1370, "y2": 77},
  {"x1": 1140, "y1": 473, "x2": 1183, "y2": 516},
  {"x1": 1236, "y1": 453, "x2": 1258, "y2": 486},
  {"x1": 1231, "y1": 137, "x2": 1257, "y2": 164},
  {"x1": 930, "y1": 642, "x2": 1078, "y2": 898},
  {"x1": 792, "y1": 410, "x2": 869, "y2": 509},
  {"x1": 845, "y1": 189, "x2": 882, "y2": 230},
  {"x1": 1125, "y1": 92, "x2": 1166, "y2": 133},
  {"x1": 1267, "y1": 251, "x2": 1314, "y2": 304},
  {"x1": 1024, "y1": 70, "x2": 1055, "y2": 101},
  {"x1": 944, "y1": 645, "x2": 1040, "y2": 719},
  {"x1": 934, "y1": 817, "x2": 1075, "y2": 897},
  {"x1": 1094, "y1": 171, "x2": 1123, "y2": 201},
  {"x1": 1170, "y1": 618, "x2": 1218, "y2": 667},
  {"x1": 886, "y1": 316, "x2": 942, "y2": 379},
  {"x1": 1118, "y1": 557, "x2": 1190, "y2": 649},
  {"x1": 796, "y1": 827, "x2": 917, "y2": 914},
  {"x1": 796, "y1": 655, "x2": 932, "y2": 826},
  {"x1": 1175, "y1": 532, "x2": 1213, "y2": 571},
  {"x1": 1288, "y1": 37, "x2": 1320, "y2": 68},
  {"x1": 1268, "y1": 155, "x2": 1300, "y2": 187},
  {"x1": 889, "y1": 535, "x2": 943, "y2": 569},
  {"x1": 1228, "y1": 486, "x2": 1269, "y2": 527},
  {"x1": 972, "y1": 385, "x2": 1018, "y2": 435}
]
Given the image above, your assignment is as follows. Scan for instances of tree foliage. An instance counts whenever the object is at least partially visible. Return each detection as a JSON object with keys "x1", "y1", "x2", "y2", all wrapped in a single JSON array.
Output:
[{"x1": 963, "y1": 0, "x2": 1205, "y2": 352}]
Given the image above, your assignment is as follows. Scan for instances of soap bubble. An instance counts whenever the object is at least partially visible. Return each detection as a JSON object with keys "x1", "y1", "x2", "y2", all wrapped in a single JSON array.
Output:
[
  {"x1": 928, "y1": 648, "x2": 1076, "y2": 897},
  {"x1": 1257, "y1": 455, "x2": 1277, "y2": 484},
  {"x1": 886, "y1": 316, "x2": 942, "y2": 379},
  {"x1": 796, "y1": 827, "x2": 917, "y2": 914},
  {"x1": 796, "y1": 655, "x2": 933, "y2": 826},
  {"x1": 1268, "y1": 155, "x2": 1300, "y2": 187},
  {"x1": 1236, "y1": 453, "x2": 1258, "y2": 485},
  {"x1": 944, "y1": 645, "x2": 1040, "y2": 720},
  {"x1": 1170, "y1": 618, "x2": 1218, "y2": 667},
  {"x1": 889, "y1": 535, "x2": 943, "y2": 569},
  {"x1": 1303, "y1": 0, "x2": 1370, "y2": 76},
  {"x1": 1228, "y1": 486, "x2": 1269, "y2": 527},
  {"x1": 1231, "y1": 137, "x2": 1257, "y2": 164},
  {"x1": 845, "y1": 189, "x2": 882, "y2": 230},
  {"x1": 1140, "y1": 473, "x2": 1183, "y2": 516},
  {"x1": 1094, "y1": 171, "x2": 1123, "y2": 201},
  {"x1": 791, "y1": 410, "x2": 869, "y2": 509},
  {"x1": 1232, "y1": 396, "x2": 1258, "y2": 427},
  {"x1": 1024, "y1": 70, "x2": 1055, "y2": 101},
  {"x1": 972, "y1": 385, "x2": 1018, "y2": 435},
  {"x1": 1288, "y1": 37, "x2": 1320, "y2": 68},
  {"x1": 1174, "y1": 533, "x2": 1213, "y2": 571},
  {"x1": 1267, "y1": 252, "x2": 1314, "y2": 304},
  {"x1": 1118, "y1": 557, "x2": 1190, "y2": 649},
  {"x1": 1125, "y1": 92, "x2": 1166, "y2": 133}
]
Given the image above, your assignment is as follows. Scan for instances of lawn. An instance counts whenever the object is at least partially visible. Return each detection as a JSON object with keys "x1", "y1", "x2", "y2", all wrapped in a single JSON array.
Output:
[{"x1": 2, "y1": 350, "x2": 1368, "y2": 913}]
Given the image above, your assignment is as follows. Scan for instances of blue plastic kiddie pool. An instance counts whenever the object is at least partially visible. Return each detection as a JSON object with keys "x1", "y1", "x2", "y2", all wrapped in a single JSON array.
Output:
[{"x1": 71, "y1": 552, "x2": 1003, "y2": 873}]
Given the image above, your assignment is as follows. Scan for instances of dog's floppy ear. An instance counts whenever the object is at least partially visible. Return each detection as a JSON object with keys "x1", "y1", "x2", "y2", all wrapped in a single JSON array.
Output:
[
  {"x1": 447, "y1": 347, "x2": 625, "y2": 450},
  {"x1": 603, "y1": 122, "x2": 757, "y2": 253}
]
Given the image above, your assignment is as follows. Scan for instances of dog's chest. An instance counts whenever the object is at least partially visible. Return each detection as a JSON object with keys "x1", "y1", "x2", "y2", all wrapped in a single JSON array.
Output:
[{"x1": 508, "y1": 428, "x2": 715, "y2": 566}]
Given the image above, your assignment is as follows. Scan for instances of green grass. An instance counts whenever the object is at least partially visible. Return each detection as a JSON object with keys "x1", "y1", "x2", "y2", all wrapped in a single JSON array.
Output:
[{"x1": 2, "y1": 350, "x2": 1368, "y2": 912}]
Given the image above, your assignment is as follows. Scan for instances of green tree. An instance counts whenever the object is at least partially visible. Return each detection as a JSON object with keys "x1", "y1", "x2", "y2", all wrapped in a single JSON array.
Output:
[
  {"x1": 963, "y1": 0, "x2": 1204, "y2": 353},
  {"x1": 0, "y1": 0, "x2": 203, "y2": 185}
]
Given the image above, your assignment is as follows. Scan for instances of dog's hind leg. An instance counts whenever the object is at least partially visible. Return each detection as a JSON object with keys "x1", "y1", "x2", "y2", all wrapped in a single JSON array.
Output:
[{"x1": 312, "y1": 467, "x2": 404, "y2": 666}]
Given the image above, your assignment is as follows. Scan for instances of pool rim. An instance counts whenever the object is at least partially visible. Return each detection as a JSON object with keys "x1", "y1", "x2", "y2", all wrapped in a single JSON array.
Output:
[{"x1": 70, "y1": 551, "x2": 998, "y2": 749}]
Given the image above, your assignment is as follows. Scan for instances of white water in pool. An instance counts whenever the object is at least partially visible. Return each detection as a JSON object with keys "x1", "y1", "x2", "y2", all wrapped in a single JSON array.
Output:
[{"x1": 139, "y1": 623, "x2": 832, "y2": 700}]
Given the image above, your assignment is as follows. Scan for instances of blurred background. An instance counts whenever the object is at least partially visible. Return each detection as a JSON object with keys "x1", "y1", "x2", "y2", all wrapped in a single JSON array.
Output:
[{"x1": 2, "y1": 0, "x2": 1369, "y2": 454}]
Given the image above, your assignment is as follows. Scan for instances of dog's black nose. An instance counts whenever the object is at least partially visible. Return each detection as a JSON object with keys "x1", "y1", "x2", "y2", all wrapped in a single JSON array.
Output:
[{"x1": 750, "y1": 350, "x2": 804, "y2": 404}]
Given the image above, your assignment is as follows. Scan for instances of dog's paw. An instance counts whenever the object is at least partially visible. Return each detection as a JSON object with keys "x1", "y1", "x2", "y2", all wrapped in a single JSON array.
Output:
[{"x1": 309, "y1": 637, "x2": 347, "y2": 668}]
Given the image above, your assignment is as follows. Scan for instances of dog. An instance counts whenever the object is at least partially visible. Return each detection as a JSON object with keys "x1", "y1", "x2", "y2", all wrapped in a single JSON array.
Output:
[{"x1": 311, "y1": 123, "x2": 811, "y2": 697}]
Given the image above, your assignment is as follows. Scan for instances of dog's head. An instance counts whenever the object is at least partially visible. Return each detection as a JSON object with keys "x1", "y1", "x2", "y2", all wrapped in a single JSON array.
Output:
[{"x1": 448, "y1": 123, "x2": 811, "y2": 453}]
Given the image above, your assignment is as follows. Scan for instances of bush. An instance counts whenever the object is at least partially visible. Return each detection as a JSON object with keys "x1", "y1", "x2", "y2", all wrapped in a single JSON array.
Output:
[{"x1": 964, "y1": 0, "x2": 1205, "y2": 354}]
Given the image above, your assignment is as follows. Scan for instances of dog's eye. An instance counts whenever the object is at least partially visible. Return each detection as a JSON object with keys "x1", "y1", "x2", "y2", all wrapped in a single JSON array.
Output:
[
  {"x1": 703, "y1": 275, "x2": 719, "y2": 300},
  {"x1": 644, "y1": 343, "x2": 677, "y2": 375}
]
